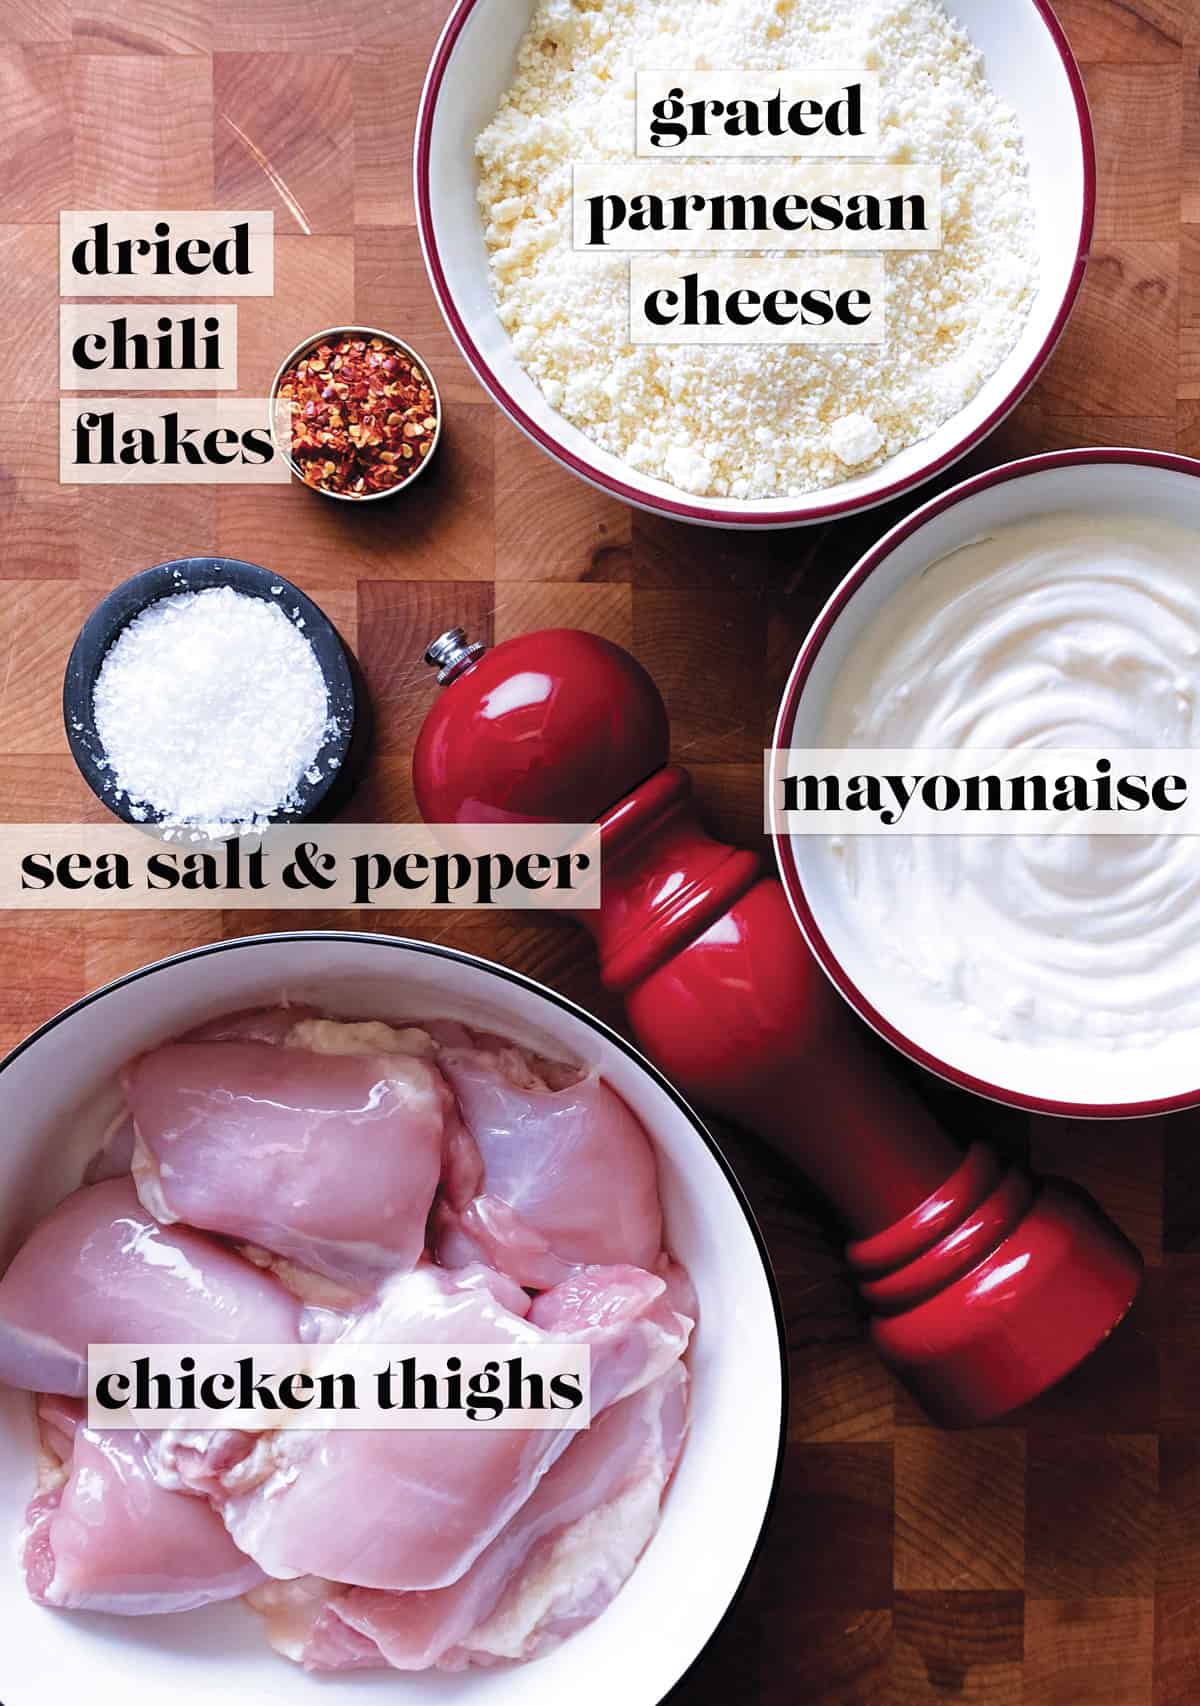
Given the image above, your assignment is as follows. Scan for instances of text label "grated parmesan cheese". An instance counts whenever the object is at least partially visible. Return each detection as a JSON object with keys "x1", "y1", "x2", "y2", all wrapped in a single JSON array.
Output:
[{"x1": 475, "y1": 0, "x2": 1037, "y2": 500}]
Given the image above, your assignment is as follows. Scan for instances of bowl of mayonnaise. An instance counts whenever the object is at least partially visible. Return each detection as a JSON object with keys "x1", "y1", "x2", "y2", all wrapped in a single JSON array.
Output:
[{"x1": 772, "y1": 448, "x2": 1200, "y2": 1116}]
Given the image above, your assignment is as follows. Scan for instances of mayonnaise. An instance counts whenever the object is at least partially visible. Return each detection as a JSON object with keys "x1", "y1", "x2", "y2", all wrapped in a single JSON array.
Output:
[{"x1": 819, "y1": 511, "x2": 1200, "y2": 1054}]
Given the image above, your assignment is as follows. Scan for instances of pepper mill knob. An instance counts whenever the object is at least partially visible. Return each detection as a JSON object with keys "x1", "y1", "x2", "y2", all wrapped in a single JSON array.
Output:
[
  {"x1": 424, "y1": 627, "x2": 488, "y2": 685},
  {"x1": 414, "y1": 626, "x2": 1143, "y2": 1426}
]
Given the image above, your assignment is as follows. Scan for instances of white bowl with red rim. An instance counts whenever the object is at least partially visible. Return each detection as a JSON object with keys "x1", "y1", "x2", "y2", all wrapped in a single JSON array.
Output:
[
  {"x1": 772, "y1": 448, "x2": 1200, "y2": 1117},
  {"x1": 416, "y1": 0, "x2": 1094, "y2": 530},
  {"x1": 0, "y1": 932, "x2": 785, "y2": 1706}
]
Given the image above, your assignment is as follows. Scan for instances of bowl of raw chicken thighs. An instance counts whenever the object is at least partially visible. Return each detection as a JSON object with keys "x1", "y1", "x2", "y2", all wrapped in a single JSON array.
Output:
[{"x1": 0, "y1": 932, "x2": 785, "y2": 1706}]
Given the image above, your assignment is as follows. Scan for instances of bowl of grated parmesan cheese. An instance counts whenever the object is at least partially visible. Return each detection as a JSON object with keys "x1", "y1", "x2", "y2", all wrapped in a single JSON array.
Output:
[{"x1": 416, "y1": 0, "x2": 1093, "y2": 528}]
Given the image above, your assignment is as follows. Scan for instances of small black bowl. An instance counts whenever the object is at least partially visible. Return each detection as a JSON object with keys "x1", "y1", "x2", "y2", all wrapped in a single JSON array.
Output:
[{"x1": 64, "y1": 557, "x2": 362, "y2": 830}]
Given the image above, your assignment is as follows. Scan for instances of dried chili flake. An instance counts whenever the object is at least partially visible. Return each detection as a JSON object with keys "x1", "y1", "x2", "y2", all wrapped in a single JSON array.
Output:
[{"x1": 276, "y1": 334, "x2": 439, "y2": 496}]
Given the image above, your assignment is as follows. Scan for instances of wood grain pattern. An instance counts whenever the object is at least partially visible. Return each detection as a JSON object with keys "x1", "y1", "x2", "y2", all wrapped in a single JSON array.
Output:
[
  {"x1": 1024, "y1": 1599, "x2": 1155, "y2": 1705},
  {"x1": 894, "y1": 1432, "x2": 1026, "y2": 1592},
  {"x1": 0, "y1": 1, "x2": 1195, "y2": 1701},
  {"x1": 892, "y1": 1592, "x2": 1023, "y2": 1706}
]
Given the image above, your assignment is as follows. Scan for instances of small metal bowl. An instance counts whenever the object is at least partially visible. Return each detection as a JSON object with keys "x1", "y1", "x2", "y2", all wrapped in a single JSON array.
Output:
[
  {"x1": 63, "y1": 557, "x2": 362, "y2": 830},
  {"x1": 269, "y1": 324, "x2": 443, "y2": 502}
]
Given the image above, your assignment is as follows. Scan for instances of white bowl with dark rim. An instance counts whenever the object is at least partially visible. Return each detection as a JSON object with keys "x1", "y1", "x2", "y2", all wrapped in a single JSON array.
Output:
[
  {"x1": 416, "y1": 0, "x2": 1094, "y2": 530},
  {"x1": 773, "y1": 448, "x2": 1200, "y2": 1118},
  {"x1": 0, "y1": 932, "x2": 785, "y2": 1706},
  {"x1": 63, "y1": 559, "x2": 360, "y2": 828}
]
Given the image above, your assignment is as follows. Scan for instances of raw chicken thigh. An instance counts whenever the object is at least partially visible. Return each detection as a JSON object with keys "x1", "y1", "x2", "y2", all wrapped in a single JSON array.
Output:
[
  {"x1": 0, "y1": 1177, "x2": 300, "y2": 1396},
  {"x1": 188, "y1": 1263, "x2": 690, "y2": 1593},
  {"x1": 126, "y1": 1036, "x2": 453, "y2": 1288},
  {"x1": 435, "y1": 1034, "x2": 663, "y2": 1287},
  {"x1": 184, "y1": 1005, "x2": 320, "y2": 1045},
  {"x1": 23, "y1": 1399, "x2": 264, "y2": 1615},
  {"x1": 0, "y1": 1006, "x2": 694, "y2": 1675},
  {"x1": 293, "y1": 1361, "x2": 689, "y2": 1670}
]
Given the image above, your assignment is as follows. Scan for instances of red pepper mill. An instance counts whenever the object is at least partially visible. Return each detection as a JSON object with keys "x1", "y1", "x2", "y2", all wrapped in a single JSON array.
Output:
[{"x1": 414, "y1": 626, "x2": 1143, "y2": 1426}]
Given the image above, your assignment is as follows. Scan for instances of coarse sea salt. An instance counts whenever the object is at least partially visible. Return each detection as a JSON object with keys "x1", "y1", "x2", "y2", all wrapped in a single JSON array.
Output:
[{"x1": 92, "y1": 586, "x2": 333, "y2": 836}]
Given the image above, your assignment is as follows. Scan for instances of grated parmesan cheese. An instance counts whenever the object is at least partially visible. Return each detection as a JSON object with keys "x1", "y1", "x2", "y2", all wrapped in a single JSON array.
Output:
[{"x1": 476, "y1": 0, "x2": 1037, "y2": 500}]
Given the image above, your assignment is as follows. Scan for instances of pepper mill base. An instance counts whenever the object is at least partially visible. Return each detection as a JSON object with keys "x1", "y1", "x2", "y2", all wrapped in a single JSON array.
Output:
[{"x1": 847, "y1": 1144, "x2": 1144, "y2": 1426}]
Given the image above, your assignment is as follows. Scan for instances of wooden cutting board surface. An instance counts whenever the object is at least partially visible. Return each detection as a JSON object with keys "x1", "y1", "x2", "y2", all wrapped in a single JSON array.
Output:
[{"x1": 0, "y1": 0, "x2": 1195, "y2": 1699}]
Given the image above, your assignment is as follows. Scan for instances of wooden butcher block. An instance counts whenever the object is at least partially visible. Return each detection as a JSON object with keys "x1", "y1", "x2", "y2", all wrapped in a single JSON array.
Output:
[{"x1": 0, "y1": 0, "x2": 1195, "y2": 1699}]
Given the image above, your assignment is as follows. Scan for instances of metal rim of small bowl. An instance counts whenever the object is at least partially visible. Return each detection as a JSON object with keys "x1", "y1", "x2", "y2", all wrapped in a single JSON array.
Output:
[
  {"x1": 63, "y1": 557, "x2": 359, "y2": 831},
  {"x1": 268, "y1": 324, "x2": 444, "y2": 503}
]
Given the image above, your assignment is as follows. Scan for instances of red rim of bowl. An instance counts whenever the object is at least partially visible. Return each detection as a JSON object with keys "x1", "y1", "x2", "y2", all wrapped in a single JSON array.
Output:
[
  {"x1": 414, "y1": 0, "x2": 1097, "y2": 528},
  {"x1": 772, "y1": 447, "x2": 1200, "y2": 1119}
]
